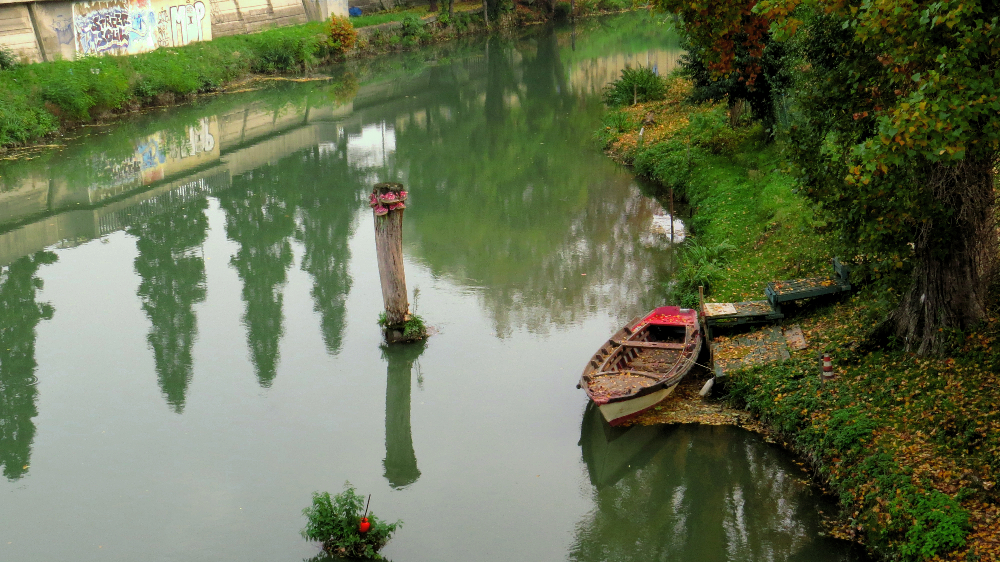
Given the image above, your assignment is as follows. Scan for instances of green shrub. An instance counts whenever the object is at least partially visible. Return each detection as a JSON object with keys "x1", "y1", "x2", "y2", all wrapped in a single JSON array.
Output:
[
  {"x1": 899, "y1": 491, "x2": 969, "y2": 559},
  {"x1": 453, "y1": 11, "x2": 474, "y2": 32},
  {"x1": 378, "y1": 312, "x2": 427, "y2": 339},
  {"x1": 594, "y1": 109, "x2": 636, "y2": 147},
  {"x1": 34, "y1": 60, "x2": 98, "y2": 119},
  {"x1": 327, "y1": 15, "x2": 358, "y2": 57},
  {"x1": 244, "y1": 29, "x2": 322, "y2": 73},
  {"x1": 602, "y1": 66, "x2": 665, "y2": 107},
  {"x1": 597, "y1": 0, "x2": 630, "y2": 10},
  {"x1": 553, "y1": 1, "x2": 572, "y2": 19},
  {"x1": 685, "y1": 105, "x2": 763, "y2": 155},
  {"x1": 301, "y1": 483, "x2": 401, "y2": 559},
  {"x1": 130, "y1": 49, "x2": 215, "y2": 98},
  {"x1": 400, "y1": 15, "x2": 427, "y2": 42},
  {"x1": 402, "y1": 314, "x2": 426, "y2": 339},
  {"x1": 664, "y1": 239, "x2": 735, "y2": 306},
  {"x1": 632, "y1": 138, "x2": 704, "y2": 191},
  {"x1": 0, "y1": 46, "x2": 19, "y2": 71},
  {"x1": 0, "y1": 78, "x2": 57, "y2": 145}
]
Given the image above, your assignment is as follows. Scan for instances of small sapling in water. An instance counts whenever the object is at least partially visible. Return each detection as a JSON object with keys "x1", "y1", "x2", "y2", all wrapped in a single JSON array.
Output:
[{"x1": 302, "y1": 483, "x2": 401, "y2": 559}]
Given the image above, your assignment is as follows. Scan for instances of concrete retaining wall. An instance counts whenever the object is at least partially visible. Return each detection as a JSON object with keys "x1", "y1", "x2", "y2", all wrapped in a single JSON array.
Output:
[{"x1": 0, "y1": 0, "x2": 347, "y2": 63}]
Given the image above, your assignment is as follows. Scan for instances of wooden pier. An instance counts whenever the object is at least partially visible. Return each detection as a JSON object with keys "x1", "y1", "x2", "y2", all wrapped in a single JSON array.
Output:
[
  {"x1": 704, "y1": 258, "x2": 851, "y2": 329},
  {"x1": 702, "y1": 258, "x2": 852, "y2": 378}
]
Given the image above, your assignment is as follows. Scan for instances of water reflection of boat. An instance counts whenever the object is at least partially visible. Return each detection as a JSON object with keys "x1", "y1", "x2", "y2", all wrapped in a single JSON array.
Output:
[
  {"x1": 573, "y1": 423, "x2": 866, "y2": 562},
  {"x1": 579, "y1": 306, "x2": 702, "y2": 426},
  {"x1": 579, "y1": 402, "x2": 668, "y2": 489}
]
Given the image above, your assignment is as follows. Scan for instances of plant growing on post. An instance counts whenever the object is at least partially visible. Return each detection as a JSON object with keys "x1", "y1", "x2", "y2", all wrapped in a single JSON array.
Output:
[{"x1": 301, "y1": 483, "x2": 401, "y2": 559}]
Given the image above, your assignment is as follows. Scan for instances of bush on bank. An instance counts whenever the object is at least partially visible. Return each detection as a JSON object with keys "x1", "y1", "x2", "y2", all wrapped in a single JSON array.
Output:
[{"x1": 599, "y1": 70, "x2": 1000, "y2": 562}]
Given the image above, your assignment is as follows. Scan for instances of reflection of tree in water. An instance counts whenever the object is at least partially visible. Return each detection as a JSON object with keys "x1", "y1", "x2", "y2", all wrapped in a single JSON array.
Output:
[
  {"x1": 128, "y1": 199, "x2": 209, "y2": 412},
  {"x1": 0, "y1": 251, "x2": 56, "y2": 480},
  {"x1": 574, "y1": 420, "x2": 859, "y2": 562},
  {"x1": 217, "y1": 166, "x2": 297, "y2": 387},
  {"x1": 382, "y1": 341, "x2": 426, "y2": 489},
  {"x1": 294, "y1": 143, "x2": 363, "y2": 355},
  {"x1": 393, "y1": 28, "x2": 675, "y2": 337}
]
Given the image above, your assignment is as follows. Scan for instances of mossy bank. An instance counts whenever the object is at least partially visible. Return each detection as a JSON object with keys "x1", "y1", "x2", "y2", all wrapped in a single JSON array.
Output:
[{"x1": 599, "y1": 74, "x2": 1000, "y2": 561}]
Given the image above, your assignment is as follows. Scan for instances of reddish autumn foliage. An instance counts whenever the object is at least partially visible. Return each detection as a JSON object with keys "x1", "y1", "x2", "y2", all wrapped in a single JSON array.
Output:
[{"x1": 653, "y1": 0, "x2": 773, "y2": 87}]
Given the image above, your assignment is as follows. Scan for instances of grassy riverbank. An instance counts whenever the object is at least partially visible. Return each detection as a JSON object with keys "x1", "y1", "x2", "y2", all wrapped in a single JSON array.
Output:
[
  {"x1": 602, "y1": 76, "x2": 1000, "y2": 561},
  {"x1": 0, "y1": 1, "x2": 637, "y2": 150}
]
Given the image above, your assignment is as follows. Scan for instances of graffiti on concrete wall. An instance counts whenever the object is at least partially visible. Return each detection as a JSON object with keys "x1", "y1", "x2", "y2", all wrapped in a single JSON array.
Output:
[
  {"x1": 73, "y1": 0, "x2": 131, "y2": 55},
  {"x1": 73, "y1": 0, "x2": 211, "y2": 57},
  {"x1": 52, "y1": 14, "x2": 74, "y2": 45},
  {"x1": 155, "y1": 2, "x2": 207, "y2": 48}
]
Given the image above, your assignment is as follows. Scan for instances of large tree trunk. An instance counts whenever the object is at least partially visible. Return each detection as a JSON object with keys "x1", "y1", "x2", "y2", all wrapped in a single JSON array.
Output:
[{"x1": 888, "y1": 158, "x2": 997, "y2": 355}]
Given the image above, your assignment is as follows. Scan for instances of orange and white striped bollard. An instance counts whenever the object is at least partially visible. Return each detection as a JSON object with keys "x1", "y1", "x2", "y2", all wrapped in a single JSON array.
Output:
[{"x1": 821, "y1": 353, "x2": 834, "y2": 381}]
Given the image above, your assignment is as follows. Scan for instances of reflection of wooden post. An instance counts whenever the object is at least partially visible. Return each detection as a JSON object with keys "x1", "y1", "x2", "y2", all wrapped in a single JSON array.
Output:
[
  {"x1": 382, "y1": 341, "x2": 425, "y2": 489},
  {"x1": 371, "y1": 183, "x2": 409, "y2": 326}
]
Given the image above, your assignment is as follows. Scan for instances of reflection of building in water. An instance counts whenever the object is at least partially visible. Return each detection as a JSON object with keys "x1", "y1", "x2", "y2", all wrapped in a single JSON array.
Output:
[
  {"x1": 567, "y1": 50, "x2": 682, "y2": 96},
  {"x1": 87, "y1": 116, "x2": 221, "y2": 203},
  {"x1": 0, "y1": 100, "x2": 333, "y2": 269},
  {"x1": 346, "y1": 122, "x2": 395, "y2": 170}
]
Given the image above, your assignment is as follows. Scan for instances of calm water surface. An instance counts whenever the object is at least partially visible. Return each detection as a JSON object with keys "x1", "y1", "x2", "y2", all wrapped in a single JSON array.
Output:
[{"x1": 0, "y1": 13, "x2": 865, "y2": 561}]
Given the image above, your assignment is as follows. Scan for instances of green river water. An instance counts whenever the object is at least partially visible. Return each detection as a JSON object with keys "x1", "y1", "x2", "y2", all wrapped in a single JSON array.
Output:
[{"x1": 0, "y1": 13, "x2": 867, "y2": 561}]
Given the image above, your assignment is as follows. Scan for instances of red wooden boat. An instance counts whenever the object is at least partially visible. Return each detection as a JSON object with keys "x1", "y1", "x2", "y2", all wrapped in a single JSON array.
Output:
[{"x1": 579, "y1": 306, "x2": 702, "y2": 426}]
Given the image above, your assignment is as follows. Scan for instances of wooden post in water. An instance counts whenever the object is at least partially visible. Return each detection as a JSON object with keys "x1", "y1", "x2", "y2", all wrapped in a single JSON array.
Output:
[
  {"x1": 371, "y1": 183, "x2": 410, "y2": 330},
  {"x1": 669, "y1": 188, "x2": 675, "y2": 243}
]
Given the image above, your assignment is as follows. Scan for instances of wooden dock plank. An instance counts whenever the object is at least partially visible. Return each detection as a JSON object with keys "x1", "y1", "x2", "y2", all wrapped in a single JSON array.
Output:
[
  {"x1": 711, "y1": 326, "x2": 790, "y2": 378},
  {"x1": 704, "y1": 300, "x2": 784, "y2": 327},
  {"x1": 765, "y1": 276, "x2": 851, "y2": 305}
]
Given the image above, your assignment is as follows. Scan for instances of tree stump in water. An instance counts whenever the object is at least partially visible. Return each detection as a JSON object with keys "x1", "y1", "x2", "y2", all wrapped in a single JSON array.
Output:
[{"x1": 371, "y1": 183, "x2": 425, "y2": 343}]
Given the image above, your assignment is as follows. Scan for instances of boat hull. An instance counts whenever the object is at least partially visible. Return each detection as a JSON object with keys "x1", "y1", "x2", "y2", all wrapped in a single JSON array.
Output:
[{"x1": 597, "y1": 383, "x2": 678, "y2": 426}]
